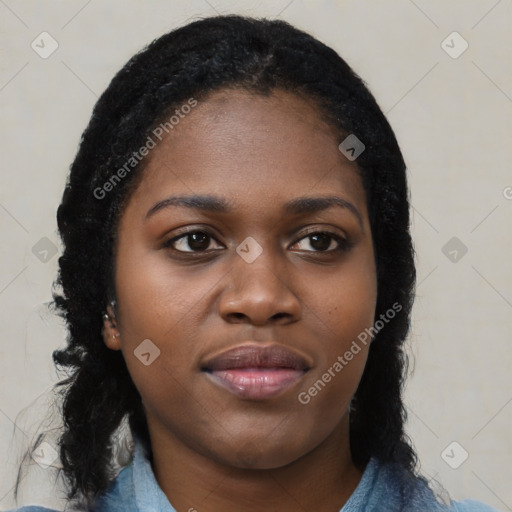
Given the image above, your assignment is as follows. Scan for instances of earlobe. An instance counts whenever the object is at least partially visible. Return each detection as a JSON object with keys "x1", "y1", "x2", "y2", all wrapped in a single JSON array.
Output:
[{"x1": 102, "y1": 304, "x2": 121, "y2": 350}]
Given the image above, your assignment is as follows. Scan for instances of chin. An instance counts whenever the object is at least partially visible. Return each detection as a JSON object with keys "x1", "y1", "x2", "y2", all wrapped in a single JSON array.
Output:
[{"x1": 211, "y1": 436, "x2": 308, "y2": 471}]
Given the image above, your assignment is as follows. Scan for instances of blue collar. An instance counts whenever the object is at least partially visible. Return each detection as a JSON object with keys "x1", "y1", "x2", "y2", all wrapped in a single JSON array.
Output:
[{"x1": 95, "y1": 436, "x2": 454, "y2": 512}]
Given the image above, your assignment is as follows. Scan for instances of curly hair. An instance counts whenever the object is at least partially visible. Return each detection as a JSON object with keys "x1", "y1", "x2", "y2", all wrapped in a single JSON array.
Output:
[{"x1": 44, "y1": 14, "x2": 416, "y2": 507}]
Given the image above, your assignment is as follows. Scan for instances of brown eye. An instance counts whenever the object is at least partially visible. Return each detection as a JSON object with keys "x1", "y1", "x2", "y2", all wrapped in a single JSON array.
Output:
[
  {"x1": 308, "y1": 233, "x2": 334, "y2": 251},
  {"x1": 165, "y1": 231, "x2": 223, "y2": 253},
  {"x1": 292, "y1": 231, "x2": 348, "y2": 253}
]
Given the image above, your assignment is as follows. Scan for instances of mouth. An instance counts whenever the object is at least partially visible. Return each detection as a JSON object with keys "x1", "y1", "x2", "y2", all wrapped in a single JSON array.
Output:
[{"x1": 201, "y1": 343, "x2": 311, "y2": 400}]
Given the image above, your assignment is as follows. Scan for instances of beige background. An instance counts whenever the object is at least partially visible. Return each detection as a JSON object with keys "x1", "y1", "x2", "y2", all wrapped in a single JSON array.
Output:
[{"x1": 1, "y1": 0, "x2": 511, "y2": 510}]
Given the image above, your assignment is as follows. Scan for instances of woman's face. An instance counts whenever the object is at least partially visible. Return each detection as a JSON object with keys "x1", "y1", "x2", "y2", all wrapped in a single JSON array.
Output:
[{"x1": 105, "y1": 88, "x2": 377, "y2": 469}]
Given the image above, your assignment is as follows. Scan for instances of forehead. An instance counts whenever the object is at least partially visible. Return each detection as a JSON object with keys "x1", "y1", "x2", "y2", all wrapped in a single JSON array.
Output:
[{"x1": 128, "y1": 88, "x2": 366, "y2": 217}]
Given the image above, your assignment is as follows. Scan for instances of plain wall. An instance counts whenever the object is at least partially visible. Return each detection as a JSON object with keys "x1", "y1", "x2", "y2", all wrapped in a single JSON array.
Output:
[{"x1": 1, "y1": 0, "x2": 511, "y2": 510}]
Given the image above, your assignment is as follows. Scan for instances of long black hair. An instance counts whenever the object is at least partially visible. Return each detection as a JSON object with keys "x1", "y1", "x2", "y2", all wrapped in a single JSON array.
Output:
[{"x1": 42, "y1": 14, "x2": 416, "y2": 507}]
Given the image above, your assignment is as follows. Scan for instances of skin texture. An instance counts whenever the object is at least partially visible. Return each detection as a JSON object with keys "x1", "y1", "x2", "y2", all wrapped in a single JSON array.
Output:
[{"x1": 103, "y1": 88, "x2": 378, "y2": 511}]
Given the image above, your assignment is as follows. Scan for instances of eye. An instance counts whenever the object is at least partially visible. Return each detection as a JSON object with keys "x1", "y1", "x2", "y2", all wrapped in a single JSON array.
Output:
[
  {"x1": 164, "y1": 230, "x2": 224, "y2": 253},
  {"x1": 291, "y1": 231, "x2": 349, "y2": 253}
]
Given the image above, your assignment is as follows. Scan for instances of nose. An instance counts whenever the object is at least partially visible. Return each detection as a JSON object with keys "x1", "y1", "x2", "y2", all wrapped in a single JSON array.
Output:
[{"x1": 218, "y1": 254, "x2": 301, "y2": 326}]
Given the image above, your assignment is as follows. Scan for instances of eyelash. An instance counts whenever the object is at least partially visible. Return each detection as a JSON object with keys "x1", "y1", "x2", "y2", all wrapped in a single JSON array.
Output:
[{"x1": 162, "y1": 228, "x2": 351, "y2": 256}]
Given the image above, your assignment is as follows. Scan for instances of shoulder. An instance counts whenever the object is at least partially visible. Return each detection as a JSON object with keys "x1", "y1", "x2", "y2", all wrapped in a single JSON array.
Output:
[
  {"x1": 5, "y1": 508, "x2": 62, "y2": 512},
  {"x1": 449, "y1": 499, "x2": 499, "y2": 511},
  {"x1": 373, "y1": 460, "x2": 499, "y2": 512},
  {"x1": 4, "y1": 466, "x2": 134, "y2": 512},
  {"x1": 91, "y1": 463, "x2": 136, "y2": 512}
]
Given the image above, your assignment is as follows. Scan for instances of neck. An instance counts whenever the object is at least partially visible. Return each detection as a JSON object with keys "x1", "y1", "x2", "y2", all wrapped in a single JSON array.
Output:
[{"x1": 147, "y1": 417, "x2": 363, "y2": 512}]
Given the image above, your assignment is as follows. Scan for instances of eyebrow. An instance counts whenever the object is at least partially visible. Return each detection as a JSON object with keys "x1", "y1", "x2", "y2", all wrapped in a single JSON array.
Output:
[{"x1": 146, "y1": 194, "x2": 363, "y2": 228}]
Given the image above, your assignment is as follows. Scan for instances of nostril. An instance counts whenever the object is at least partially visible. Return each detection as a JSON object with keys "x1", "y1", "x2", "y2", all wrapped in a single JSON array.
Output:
[{"x1": 229, "y1": 312, "x2": 246, "y2": 321}]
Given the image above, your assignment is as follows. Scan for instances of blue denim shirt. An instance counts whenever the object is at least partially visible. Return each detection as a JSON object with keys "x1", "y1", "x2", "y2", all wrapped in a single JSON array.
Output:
[{"x1": 10, "y1": 439, "x2": 499, "y2": 512}]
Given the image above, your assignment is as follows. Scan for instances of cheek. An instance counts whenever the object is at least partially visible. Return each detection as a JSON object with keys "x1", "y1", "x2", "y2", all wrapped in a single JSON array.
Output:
[
  {"x1": 320, "y1": 250, "x2": 377, "y2": 344},
  {"x1": 297, "y1": 250, "x2": 377, "y2": 409},
  {"x1": 114, "y1": 246, "x2": 216, "y2": 342},
  {"x1": 295, "y1": 287, "x2": 374, "y2": 442},
  {"x1": 113, "y1": 249, "x2": 213, "y2": 395}
]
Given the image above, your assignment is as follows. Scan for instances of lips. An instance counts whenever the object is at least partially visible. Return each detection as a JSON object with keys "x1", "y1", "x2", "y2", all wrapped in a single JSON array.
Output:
[{"x1": 201, "y1": 343, "x2": 311, "y2": 400}]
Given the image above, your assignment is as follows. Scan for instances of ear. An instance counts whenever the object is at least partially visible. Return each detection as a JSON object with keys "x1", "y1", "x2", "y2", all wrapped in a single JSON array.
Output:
[{"x1": 102, "y1": 304, "x2": 121, "y2": 351}]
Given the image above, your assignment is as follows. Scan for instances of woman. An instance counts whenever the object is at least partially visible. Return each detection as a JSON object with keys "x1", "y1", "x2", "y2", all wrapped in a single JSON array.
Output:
[{"x1": 12, "y1": 15, "x2": 497, "y2": 512}]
